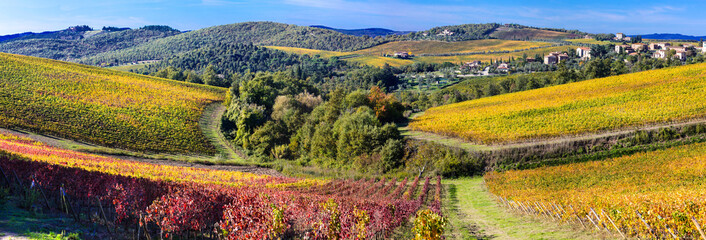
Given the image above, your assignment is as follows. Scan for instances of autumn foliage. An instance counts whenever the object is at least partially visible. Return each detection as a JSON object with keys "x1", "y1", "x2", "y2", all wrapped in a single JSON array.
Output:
[
  {"x1": 0, "y1": 52, "x2": 225, "y2": 154},
  {"x1": 411, "y1": 63, "x2": 706, "y2": 144},
  {"x1": 485, "y1": 142, "x2": 706, "y2": 238},
  {"x1": 0, "y1": 131, "x2": 440, "y2": 239}
]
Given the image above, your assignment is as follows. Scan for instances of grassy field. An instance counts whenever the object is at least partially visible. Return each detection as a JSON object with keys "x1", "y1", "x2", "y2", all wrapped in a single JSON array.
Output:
[
  {"x1": 0, "y1": 53, "x2": 226, "y2": 154},
  {"x1": 410, "y1": 63, "x2": 706, "y2": 144},
  {"x1": 345, "y1": 55, "x2": 415, "y2": 67},
  {"x1": 484, "y1": 142, "x2": 706, "y2": 238},
  {"x1": 443, "y1": 178, "x2": 598, "y2": 239},
  {"x1": 351, "y1": 39, "x2": 552, "y2": 56}
]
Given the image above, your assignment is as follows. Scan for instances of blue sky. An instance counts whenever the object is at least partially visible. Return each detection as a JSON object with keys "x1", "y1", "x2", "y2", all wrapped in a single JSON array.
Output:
[{"x1": 0, "y1": 0, "x2": 705, "y2": 36}]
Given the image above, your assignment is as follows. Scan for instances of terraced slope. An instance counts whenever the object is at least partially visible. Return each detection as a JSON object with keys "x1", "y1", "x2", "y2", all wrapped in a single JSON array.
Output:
[
  {"x1": 0, "y1": 53, "x2": 226, "y2": 154},
  {"x1": 485, "y1": 142, "x2": 706, "y2": 238},
  {"x1": 410, "y1": 63, "x2": 706, "y2": 144}
]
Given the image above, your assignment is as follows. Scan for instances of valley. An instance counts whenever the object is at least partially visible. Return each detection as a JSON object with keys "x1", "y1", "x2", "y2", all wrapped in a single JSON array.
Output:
[{"x1": 0, "y1": 14, "x2": 705, "y2": 240}]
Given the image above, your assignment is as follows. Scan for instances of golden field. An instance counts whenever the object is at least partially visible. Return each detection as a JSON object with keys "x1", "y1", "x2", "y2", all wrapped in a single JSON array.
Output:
[
  {"x1": 350, "y1": 39, "x2": 552, "y2": 56},
  {"x1": 0, "y1": 53, "x2": 226, "y2": 154},
  {"x1": 485, "y1": 142, "x2": 706, "y2": 238},
  {"x1": 409, "y1": 63, "x2": 706, "y2": 144}
]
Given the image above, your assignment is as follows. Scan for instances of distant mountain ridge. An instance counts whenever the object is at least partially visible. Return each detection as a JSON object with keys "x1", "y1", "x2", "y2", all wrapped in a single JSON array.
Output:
[
  {"x1": 310, "y1": 25, "x2": 412, "y2": 37},
  {"x1": 632, "y1": 33, "x2": 706, "y2": 41},
  {"x1": 0, "y1": 25, "x2": 93, "y2": 42}
]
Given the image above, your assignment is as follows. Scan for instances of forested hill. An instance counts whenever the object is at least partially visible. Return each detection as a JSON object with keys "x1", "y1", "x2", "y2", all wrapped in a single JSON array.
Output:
[
  {"x1": 79, "y1": 22, "x2": 388, "y2": 66},
  {"x1": 310, "y1": 25, "x2": 413, "y2": 37},
  {"x1": 0, "y1": 26, "x2": 181, "y2": 61}
]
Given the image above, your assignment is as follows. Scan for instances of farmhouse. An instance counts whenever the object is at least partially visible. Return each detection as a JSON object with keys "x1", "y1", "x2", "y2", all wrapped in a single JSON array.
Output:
[
  {"x1": 631, "y1": 43, "x2": 647, "y2": 52},
  {"x1": 616, "y1": 33, "x2": 624, "y2": 40},
  {"x1": 653, "y1": 50, "x2": 666, "y2": 59},
  {"x1": 544, "y1": 54, "x2": 557, "y2": 65},
  {"x1": 543, "y1": 52, "x2": 569, "y2": 65},
  {"x1": 497, "y1": 63, "x2": 509, "y2": 72},
  {"x1": 437, "y1": 29, "x2": 454, "y2": 36},
  {"x1": 615, "y1": 45, "x2": 634, "y2": 53},
  {"x1": 576, "y1": 47, "x2": 592, "y2": 60},
  {"x1": 462, "y1": 61, "x2": 482, "y2": 69},
  {"x1": 393, "y1": 52, "x2": 410, "y2": 58}
]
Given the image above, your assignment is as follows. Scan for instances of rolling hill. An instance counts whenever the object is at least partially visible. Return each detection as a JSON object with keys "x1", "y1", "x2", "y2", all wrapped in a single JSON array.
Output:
[
  {"x1": 0, "y1": 52, "x2": 226, "y2": 154},
  {"x1": 78, "y1": 22, "x2": 387, "y2": 66},
  {"x1": 0, "y1": 26, "x2": 181, "y2": 62},
  {"x1": 409, "y1": 63, "x2": 706, "y2": 144},
  {"x1": 310, "y1": 25, "x2": 412, "y2": 37}
]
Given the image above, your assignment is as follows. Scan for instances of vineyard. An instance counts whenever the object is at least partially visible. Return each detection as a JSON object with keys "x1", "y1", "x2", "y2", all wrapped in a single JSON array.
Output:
[
  {"x1": 350, "y1": 39, "x2": 552, "y2": 56},
  {"x1": 410, "y1": 62, "x2": 706, "y2": 144},
  {"x1": 0, "y1": 131, "x2": 442, "y2": 239},
  {"x1": 0, "y1": 52, "x2": 226, "y2": 154},
  {"x1": 484, "y1": 141, "x2": 706, "y2": 239}
]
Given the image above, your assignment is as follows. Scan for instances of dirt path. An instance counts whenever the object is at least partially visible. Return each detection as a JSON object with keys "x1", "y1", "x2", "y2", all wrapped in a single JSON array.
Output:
[
  {"x1": 199, "y1": 102, "x2": 249, "y2": 161},
  {"x1": 403, "y1": 112, "x2": 706, "y2": 152},
  {"x1": 443, "y1": 178, "x2": 605, "y2": 240}
]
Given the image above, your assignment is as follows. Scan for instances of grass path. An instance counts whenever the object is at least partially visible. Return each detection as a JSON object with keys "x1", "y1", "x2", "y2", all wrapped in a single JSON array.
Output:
[
  {"x1": 443, "y1": 178, "x2": 603, "y2": 240},
  {"x1": 198, "y1": 102, "x2": 247, "y2": 162}
]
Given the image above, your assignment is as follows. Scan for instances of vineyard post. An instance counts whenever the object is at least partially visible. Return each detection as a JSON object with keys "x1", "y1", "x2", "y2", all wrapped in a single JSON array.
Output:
[
  {"x1": 540, "y1": 202, "x2": 556, "y2": 220},
  {"x1": 575, "y1": 215, "x2": 587, "y2": 229},
  {"x1": 586, "y1": 214, "x2": 601, "y2": 231},
  {"x1": 32, "y1": 176, "x2": 52, "y2": 210},
  {"x1": 61, "y1": 187, "x2": 69, "y2": 214},
  {"x1": 691, "y1": 216, "x2": 706, "y2": 240},
  {"x1": 137, "y1": 214, "x2": 141, "y2": 240},
  {"x1": 518, "y1": 202, "x2": 530, "y2": 214},
  {"x1": 550, "y1": 203, "x2": 563, "y2": 221},
  {"x1": 12, "y1": 170, "x2": 25, "y2": 190},
  {"x1": 666, "y1": 227, "x2": 679, "y2": 239},
  {"x1": 143, "y1": 214, "x2": 153, "y2": 240},
  {"x1": 67, "y1": 193, "x2": 80, "y2": 222},
  {"x1": 636, "y1": 210, "x2": 654, "y2": 237},
  {"x1": 602, "y1": 210, "x2": 625, "y2": 239},
  {"x1": 0, "y1": 164, "x2": 10, "y2": 186},
  {"x1": 96, "y1": 196, "x2": 113, "y2": 236}
]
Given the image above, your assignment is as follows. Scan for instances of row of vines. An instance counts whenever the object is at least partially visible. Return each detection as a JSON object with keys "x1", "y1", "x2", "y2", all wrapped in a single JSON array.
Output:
[
  {"x1": 0, "y1": 52, "x2": 226, "y2": 154},
  {"x1": 411, "y1": 62, "x2": 706, "y2": 144},
  {"x1": 485, "y1": 142, "x2": 706, "y2": 239},
  {"x1": 0, "y1": 131, "x2": 442, "y2": 239}
]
